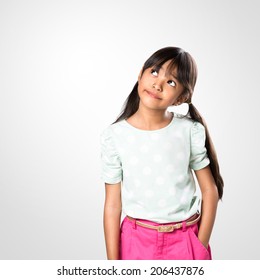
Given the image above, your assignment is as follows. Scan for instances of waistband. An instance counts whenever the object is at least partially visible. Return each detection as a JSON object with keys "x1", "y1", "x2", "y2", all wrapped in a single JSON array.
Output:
[{"x1": 126, "y1": 213, "x2": 201, "y2": 233}]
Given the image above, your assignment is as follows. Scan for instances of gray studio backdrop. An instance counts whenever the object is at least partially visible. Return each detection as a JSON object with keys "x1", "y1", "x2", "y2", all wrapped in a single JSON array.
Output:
[{"x1": 0, "y1": 0, "x2": 259, "y2": 260}]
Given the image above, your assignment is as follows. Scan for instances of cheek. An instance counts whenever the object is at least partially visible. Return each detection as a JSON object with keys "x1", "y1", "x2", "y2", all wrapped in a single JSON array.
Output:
[
  {"x1": 137, "y1": 83, "x2": 141, "y2": 95},
  {"x1": 139, "y1": 73, "x2": 152, "y2": 85},
  {"x1": 166, "y1": 89, "x2": 178, "y2": 99},
  {"x1": 137, "y1": 79, "x2": 147, "y2": 94},
  {"x1": 171, "y1": 89, "x2": 184, "y2": 100},
  {"x1": 168, "y1": 97, "x2": 178, "y2": 105}
]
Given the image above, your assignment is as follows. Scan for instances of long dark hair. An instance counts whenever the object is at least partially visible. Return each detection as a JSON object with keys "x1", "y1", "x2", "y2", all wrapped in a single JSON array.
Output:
[{"x1": 114, "y1": 47, "x2": 224, "y2": 199}]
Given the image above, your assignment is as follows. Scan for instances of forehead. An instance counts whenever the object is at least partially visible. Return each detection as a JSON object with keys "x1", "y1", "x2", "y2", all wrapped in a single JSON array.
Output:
[{"x1": 153, "y1": 60, "x2": 178, "y2": 78}]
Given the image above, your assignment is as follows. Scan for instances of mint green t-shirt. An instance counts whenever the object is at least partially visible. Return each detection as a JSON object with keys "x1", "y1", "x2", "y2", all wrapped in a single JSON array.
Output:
[{"x1": 100, "y1": 113, "x2": 210, "y2": 223}]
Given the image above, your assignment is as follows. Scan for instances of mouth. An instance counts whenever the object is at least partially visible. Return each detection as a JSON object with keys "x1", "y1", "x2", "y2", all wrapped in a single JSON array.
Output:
[{"x1": 145, "y1": 90, "x2": 162, "y2": 100}]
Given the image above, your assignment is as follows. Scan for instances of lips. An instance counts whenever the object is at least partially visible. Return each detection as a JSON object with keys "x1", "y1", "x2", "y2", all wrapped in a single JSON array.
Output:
[{"x1": 146, "y1": 90, "x2": 162, "y2": 100}]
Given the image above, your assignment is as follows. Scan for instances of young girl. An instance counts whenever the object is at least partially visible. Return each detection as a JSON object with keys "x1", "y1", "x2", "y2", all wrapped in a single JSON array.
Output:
[{"x1": 101, "y1": 46, "x2": 224, "y2": 260}]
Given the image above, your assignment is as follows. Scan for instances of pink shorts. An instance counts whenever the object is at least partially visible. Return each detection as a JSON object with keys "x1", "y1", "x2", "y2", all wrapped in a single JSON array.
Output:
[{"x1": 120, "y1": 216, "x2": 212, "y2": 260}]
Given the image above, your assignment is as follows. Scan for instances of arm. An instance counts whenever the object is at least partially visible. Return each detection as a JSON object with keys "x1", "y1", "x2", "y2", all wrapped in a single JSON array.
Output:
[
  {"x1": 194, "y1": 165, "x2": 219, "y2": 248},
  {"x1": 103, "y1": 182, "x2": 122, "y2": 260}
]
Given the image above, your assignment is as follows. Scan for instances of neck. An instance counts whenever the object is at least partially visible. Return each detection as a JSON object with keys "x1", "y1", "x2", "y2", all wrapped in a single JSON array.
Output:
[{"x1": 128, "y1": 105, "x2": 173, "y2": 130}]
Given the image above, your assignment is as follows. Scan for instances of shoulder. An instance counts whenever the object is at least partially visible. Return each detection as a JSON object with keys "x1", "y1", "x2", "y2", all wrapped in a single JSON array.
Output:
[
  {"x1": 173, "y1": 112, "x2": 206, "y2": 135},
  {"x1": 100, "y1": 120, "x2": 126, "y2": 140},
  {"x1": 173, "y1": 112, "x2": 194, "y2": 128}
]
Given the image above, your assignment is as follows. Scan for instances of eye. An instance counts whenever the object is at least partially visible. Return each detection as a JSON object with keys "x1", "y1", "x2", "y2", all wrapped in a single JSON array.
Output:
[
  {"x1": 168, "y1": 80, "x2": 176, "y2": 87},
  {"x1": 151, "y1": 69, "x2": 158, "y2": 76}
]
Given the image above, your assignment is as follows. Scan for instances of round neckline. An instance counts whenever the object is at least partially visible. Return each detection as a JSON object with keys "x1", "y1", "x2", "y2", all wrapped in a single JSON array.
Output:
[{"x1": 123, "y1": 112, "x2": 175, "y2": 132}]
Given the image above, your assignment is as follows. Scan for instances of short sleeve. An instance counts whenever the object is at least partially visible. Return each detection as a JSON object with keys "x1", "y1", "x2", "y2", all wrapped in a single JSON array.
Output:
[
  {"x1": 100, "y1": 127, "x2": 122, "y2": 184},
  {"x1": 189, "y1": 122, "x2": 210, "y2": 170}
]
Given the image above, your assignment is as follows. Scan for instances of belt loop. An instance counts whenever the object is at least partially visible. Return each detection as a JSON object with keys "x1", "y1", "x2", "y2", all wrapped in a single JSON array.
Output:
[
  {"x1": 131, "y1": 218, "x2": 136, "y2": 229},
  {"x1": 182, "y1": 221, "x2": 187, "y2": 232}
]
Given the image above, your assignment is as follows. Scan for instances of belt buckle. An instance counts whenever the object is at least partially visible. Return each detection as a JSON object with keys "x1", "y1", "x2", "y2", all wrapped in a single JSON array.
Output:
[{"x1": 158, "y1": 225, "x2": 174, "y2": 232}]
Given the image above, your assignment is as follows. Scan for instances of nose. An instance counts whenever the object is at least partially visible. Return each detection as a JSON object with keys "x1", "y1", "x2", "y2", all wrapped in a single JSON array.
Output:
[{"x1": 152, "y1": 82, "x2": 162, "y2": 92}]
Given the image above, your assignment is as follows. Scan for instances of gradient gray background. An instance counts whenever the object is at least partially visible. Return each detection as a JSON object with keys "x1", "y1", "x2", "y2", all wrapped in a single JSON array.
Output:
[{"x1": 0, "y1": 0, "x2": 259, "y2": 259}]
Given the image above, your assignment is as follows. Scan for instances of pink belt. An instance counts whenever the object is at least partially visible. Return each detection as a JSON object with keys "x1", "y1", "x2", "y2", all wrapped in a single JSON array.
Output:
[{"x1": 126, "y1": 213, "x2": 201, "y2": 233}]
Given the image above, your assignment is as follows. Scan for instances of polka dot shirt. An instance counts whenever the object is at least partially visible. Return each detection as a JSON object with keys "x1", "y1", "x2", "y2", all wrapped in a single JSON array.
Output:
[{"x1": 100, "y1": 113, "x2": 210, "y2": 223}]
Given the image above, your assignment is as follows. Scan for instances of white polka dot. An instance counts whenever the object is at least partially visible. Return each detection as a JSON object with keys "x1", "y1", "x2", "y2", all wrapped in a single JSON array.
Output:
[
  {"x1": 168, "y1": 187, "x2": 176, "y2": 196},
  {"x1": 130, "y1": 156, "x2": 139, "y2": 165},
  {"x1": 135, "y1": 201, "x2": 144, "y2": 208},
  {"x1": 158, "y1": 199, "x2": 167, "y2": 207},
  {"x1": 118, "y1": 147, "x2": 126, "y2": 155},
  {"x1": 166, "y1": 164, "x2": 175, "y2": 173},
  {"x1": 147, "y1": 212, "x2": 156, "y2": 218},
  {"x1": 156, "y1": 177, "x2": 165, "y2": 185},
  {"x1": 114, "y1": 127, "x2": 122, "y2": 134},
  {"x1": 180, "y1": 195, "x2": 189, "y2": 204},
  {"x1": 150, "y1": 133, "x2": 160, "y2": 141},
  {"x1": 143, "y1": 166, "x2": 152, "y2": 175},
  {"x1": 164, "y1": 142, "x2": 173, "y2": 150},
  {"x1": 134, "y1": 179, "x2": 141, "y2": 188},
  {"x1": 127, "y1": 135, "x2": 135, "y2": 143},
  {"x1": 175, "y1": 131, "x2": 183, "y2": 138},
  {"x1": 153, "y1": 154, "x2": 162, "y2": 162},
  {"x1": 172, "y1": 130, "x2": 183, "y2": 138},
  {"x1": 195, "y1": 138, "x2": 204, "y2": 145},
  {"x1": 145, "y1": 190, "x2": 154, "y2": 197},
  {"x1": 177, "y1": 152, "x2": 185, "y2": 160},
  {"x1": 177, "y1": 174, "x2": 185, "y2": 183},
  {"x1": 140, "y1": 145, "x2": 149, "y2": 153},
  {"x1": 127, "y1": 210, "x2": 135, "y2": 217}
]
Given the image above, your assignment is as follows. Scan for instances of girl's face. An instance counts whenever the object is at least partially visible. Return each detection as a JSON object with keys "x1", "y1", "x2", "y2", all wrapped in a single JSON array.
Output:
[{"x1": 137, "y1": 60, "x2": 185, "y2": 112}]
